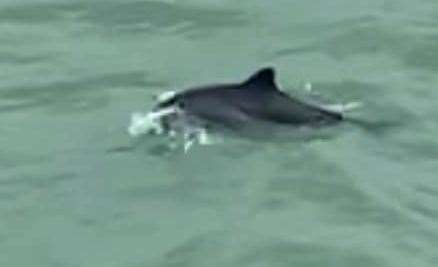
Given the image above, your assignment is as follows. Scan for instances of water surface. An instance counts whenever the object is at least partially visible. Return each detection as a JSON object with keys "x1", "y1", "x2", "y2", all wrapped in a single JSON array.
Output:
[{"x1": 1, "y1": 1, "x2": 438, "y2": 266}]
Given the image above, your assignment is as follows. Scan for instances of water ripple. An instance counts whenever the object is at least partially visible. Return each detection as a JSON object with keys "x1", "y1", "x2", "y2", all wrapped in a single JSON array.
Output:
[
  {"x1": 0, "y1": 71, "x2": 166, "y2": 113},
  {"x1": 80, "y1": 1, "x2": 248, "y2": 35}
]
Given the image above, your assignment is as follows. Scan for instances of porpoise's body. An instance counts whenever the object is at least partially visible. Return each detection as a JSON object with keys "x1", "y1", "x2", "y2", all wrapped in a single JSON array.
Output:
[
  {"x1": 128, "y1": 68, "x2": 349, "y2": 151},
  {"x1": 156, "y1": 68, "x2": 342, "y2": 132}
]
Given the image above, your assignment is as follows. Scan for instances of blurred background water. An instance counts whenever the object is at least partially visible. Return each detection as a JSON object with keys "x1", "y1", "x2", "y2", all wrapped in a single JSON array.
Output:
[{"x1": 1, "y1": 0, "x2": 438, "y2": 266}]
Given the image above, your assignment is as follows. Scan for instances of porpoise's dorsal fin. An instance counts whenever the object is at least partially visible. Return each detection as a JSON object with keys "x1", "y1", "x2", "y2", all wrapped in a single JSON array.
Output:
[{"x1": 242, "y1": 67, "x2": 278, "y2": 90}]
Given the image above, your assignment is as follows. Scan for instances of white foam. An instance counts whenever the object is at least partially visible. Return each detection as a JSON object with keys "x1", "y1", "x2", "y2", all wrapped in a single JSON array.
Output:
[
  {"x1": 182, "y1": 128, "x2": 218, "y2": 153},
  {"x1": 128, "y1": 112, "x2": 160, "y2": 137},
  {"x1": 198, "y1": 128, "x2": 214, "y2": 145},
  {"x1": 183, "y1": 138, "x2": 195, "y2": 153},
  {"x1": 154, "y1": 90, "x2": 176, "y2": 103},
  {"x1": 322, "y1": 101, "x2": 363, "y2": 113},
  {"x1": 127, "y1": 106, "x2": 179, "y2": 137},
  {"x1": 304, "y1": 82, "x2": 312, "y2": 92}
]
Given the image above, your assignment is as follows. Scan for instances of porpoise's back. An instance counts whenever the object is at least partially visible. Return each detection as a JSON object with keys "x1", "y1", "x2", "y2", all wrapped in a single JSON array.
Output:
[{"x1": 176, "y1": 68, "x2": 343, "y2": 127}]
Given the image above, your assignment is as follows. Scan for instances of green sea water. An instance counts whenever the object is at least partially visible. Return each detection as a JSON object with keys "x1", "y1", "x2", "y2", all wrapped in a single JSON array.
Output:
[{"x1": 1, "y1": 0, "x2": 438, "y2": 266}]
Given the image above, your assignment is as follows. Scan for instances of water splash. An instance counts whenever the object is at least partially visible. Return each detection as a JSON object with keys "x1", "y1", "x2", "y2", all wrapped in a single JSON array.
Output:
[{"x1": 128, "y1": 109, "x2": 218, "y2": 153}]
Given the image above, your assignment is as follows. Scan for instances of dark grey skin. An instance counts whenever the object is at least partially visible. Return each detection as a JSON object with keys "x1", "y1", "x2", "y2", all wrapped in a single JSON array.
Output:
[{"x1": 155, "y1": 68, "x2": 343, "y2": 136}]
